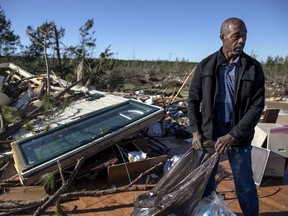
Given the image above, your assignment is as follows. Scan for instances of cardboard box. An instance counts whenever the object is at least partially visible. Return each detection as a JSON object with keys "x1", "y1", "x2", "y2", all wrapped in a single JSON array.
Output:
[
  {"x1": 264, "y1": 152, "x2": 288, "y2": 177},
  {"x1": 107, "y1": 140, "x2": 167, "y2": 184},
  {"x1": 252, "y1": 146, "x2": 288, "y2": 185},
  {"x1": 252, "y1": 123, "x2": 288, "y2": 179},
  {"x1": 252, "y1": 123, "x2": 288, "y2": 158}
]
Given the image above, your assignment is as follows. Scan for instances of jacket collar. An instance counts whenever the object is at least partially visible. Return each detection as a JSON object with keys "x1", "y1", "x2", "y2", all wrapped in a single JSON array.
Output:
[{"x1": 217, "y1": 47, "x2": 247, "y2": 69}]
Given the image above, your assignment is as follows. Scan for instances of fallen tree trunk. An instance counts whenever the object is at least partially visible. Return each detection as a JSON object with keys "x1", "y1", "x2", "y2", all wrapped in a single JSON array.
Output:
[{"x1": 0, "y1": 185, "x2": 152, "y2": 216}]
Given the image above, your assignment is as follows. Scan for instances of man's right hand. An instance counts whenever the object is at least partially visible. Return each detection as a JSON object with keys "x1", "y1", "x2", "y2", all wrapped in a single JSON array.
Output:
[{"x1": 192, "y1": 131, "x2": 203, "y2": 150}]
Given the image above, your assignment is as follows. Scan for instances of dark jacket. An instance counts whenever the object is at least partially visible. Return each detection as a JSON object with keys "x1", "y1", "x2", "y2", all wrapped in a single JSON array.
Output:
[{"x1": 188, "y1": 49, "x2": 265, "y2": 146}]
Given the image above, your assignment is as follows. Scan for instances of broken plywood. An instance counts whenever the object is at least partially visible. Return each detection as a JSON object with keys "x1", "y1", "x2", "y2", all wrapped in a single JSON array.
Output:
[
  {"x1": 108, "y1": 155, "x2": 167, "y2": 184},
  {"x1": 107, "y1": 140, "x2": 167, "y2": 184}
]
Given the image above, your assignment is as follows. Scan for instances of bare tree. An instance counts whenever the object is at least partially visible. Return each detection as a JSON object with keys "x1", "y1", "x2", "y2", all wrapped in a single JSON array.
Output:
[
  {"x1": 66, "y1": 19, "x2": 97, "y2": 87},
  {"x1": 26, "y1": 21, "x2": 55, "y2": 93},
  {"x1": 52, "y1": 24, "x2": 65, "y2": 67}
]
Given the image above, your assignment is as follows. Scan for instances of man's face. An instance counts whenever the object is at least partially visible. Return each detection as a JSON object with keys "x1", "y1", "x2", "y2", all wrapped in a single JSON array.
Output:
[{"x1": 221, "y1": 21, "x2": 247, "y2": 57}]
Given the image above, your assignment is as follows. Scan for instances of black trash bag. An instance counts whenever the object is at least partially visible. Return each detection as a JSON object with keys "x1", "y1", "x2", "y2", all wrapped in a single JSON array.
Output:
[{"x1": 134, "y1": 147, "x2": 219, "y2": 216}]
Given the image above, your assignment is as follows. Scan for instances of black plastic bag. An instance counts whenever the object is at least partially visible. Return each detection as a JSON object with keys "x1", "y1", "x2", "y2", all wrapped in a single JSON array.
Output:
[{"x1": 134, "y1": 147, "x2": 219, "y2": 216}]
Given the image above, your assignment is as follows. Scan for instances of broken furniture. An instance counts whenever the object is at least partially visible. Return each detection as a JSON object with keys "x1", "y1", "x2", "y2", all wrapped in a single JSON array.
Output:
[
  {"x1": 11, "y1": 99, "x2": 165, "y2": 185},
  {"x1": 251, "y1": 123, "x2": 288, "y2": 185}
]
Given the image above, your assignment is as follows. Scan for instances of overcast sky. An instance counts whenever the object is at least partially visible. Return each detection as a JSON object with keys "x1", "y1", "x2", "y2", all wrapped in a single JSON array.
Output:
[{"x1": 1, "y1": 0, "x2": 288, "y2": 62}]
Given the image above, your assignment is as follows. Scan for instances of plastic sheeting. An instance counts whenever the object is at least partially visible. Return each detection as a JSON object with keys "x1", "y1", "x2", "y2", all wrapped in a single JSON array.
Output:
[
  {"x1": 163, "y1": 154, "x2": 183, "y2": 174},
  {"x1": 194, "y1": 191, "x2": 236, "y2": 216},
  {"x1": 134, "y1": 147, "x2": 219, "y2": 216}
]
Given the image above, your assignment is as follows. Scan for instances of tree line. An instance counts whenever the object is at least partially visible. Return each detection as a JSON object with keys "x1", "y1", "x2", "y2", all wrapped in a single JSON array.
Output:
[{"x1": 0, "y1": 6, "x2": 287, "y2": 91}]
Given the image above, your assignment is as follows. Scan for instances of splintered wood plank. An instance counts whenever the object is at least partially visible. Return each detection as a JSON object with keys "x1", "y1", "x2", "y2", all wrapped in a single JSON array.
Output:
[{"x1": 0, "y1": 186, "x2": 47, "y2": 201}]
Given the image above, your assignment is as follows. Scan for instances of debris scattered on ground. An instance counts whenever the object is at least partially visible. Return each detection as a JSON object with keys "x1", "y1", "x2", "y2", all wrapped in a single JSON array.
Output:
[
  {"x1": 0, "y1": 63, "x2": 194, "y2": 215},
  {"x1": 1, "y1": 62, "x2": 288, "y2": 215}
]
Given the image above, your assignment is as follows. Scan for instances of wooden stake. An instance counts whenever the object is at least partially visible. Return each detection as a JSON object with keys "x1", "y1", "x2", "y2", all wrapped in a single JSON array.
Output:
[{"x1": 170, "y1": 67, "x2": 196, "y2": 104}]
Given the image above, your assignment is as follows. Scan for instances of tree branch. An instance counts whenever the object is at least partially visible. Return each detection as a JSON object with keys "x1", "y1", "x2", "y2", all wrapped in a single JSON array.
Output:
[
  {"x1": 0, "y1": 160, "x2": 163, "y2": 215},
  {"x1": 32, "y1": 157, "x2": 84, "y2": 216}
]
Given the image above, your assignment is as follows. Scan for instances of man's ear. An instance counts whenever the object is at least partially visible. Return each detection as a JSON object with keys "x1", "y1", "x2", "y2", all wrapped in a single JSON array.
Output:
[{"x1": 220, "y1": 33, "x2": 224, "y2": 42}]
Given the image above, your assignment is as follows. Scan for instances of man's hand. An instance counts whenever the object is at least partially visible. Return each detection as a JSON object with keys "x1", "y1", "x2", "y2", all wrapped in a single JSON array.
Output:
[
  {"x1": 215, "y1": 134, "x2": 236, "y2": 154},
  {"x1": 192, "y1": 131, "x2": 203, "y2": 150}
]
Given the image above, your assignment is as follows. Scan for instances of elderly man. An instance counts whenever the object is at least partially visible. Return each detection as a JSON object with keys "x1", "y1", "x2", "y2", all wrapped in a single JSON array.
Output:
[{"x1": 188, "y1": 17, "x2": 265, "y2": 216}]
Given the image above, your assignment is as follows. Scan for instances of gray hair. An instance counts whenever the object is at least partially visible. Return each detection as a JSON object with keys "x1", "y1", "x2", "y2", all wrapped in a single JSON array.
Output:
[{"x1": 220, "y1": 17, "x2": 246, "y2": 35}]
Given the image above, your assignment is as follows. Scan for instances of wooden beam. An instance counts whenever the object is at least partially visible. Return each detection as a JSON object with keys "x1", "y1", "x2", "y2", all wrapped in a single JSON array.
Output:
[{"x1": 7, "y1": 63, "x2": 34, "y2": 78}]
